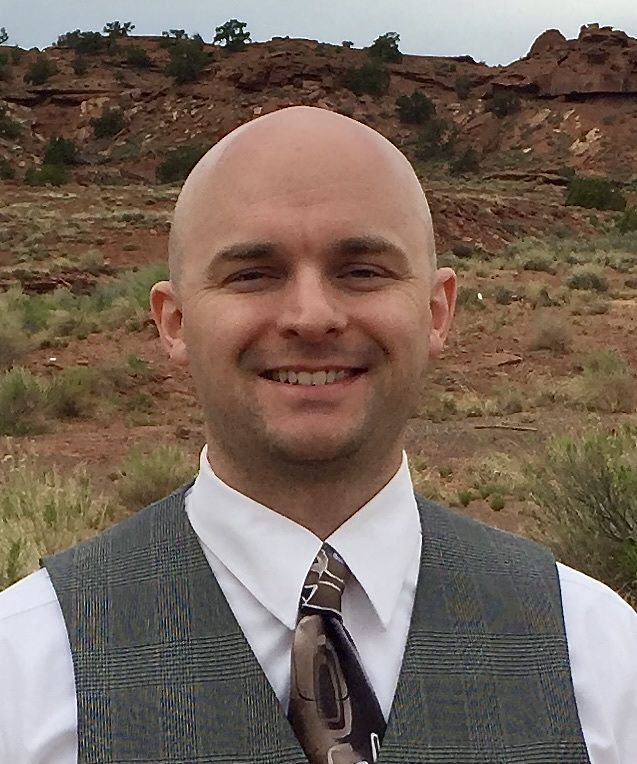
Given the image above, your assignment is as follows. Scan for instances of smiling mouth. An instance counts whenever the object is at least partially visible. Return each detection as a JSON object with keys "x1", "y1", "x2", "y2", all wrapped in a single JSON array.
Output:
[{"x1": 259, "y1": 369, "x2": 367, "y2": 386}]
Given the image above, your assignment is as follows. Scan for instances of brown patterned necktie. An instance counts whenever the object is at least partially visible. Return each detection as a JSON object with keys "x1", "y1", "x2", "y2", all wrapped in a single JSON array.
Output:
[{"x1": 288, "y1": 545, "x2": 386, "y2": 764}]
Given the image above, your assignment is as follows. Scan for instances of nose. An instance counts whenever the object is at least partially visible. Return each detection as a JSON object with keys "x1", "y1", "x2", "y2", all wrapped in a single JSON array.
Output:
[{"x1": 275, "y1": 268, "x2": 347, "y2": 340}]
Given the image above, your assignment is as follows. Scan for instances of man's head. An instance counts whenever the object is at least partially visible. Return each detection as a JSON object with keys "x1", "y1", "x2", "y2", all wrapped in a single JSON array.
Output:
[{"x1": 151, "y1": 106, "x2": 456, "y2": 478}]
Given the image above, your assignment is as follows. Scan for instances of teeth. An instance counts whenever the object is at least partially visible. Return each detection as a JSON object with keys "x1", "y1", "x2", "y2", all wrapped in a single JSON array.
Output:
[{"x1": 268, "y1": 369, "x2": 359, "y2": 385}]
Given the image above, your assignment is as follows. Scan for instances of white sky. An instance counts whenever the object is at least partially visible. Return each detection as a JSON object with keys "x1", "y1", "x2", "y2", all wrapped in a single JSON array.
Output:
[{"x1": 1, "y1": 0, "x2": 636, "y2": 65}]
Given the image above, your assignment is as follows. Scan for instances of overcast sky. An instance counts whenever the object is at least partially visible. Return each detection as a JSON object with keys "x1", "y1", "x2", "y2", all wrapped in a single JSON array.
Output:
[{"x1": 2, "y1": 0, "x2": 636, "y2": 65}]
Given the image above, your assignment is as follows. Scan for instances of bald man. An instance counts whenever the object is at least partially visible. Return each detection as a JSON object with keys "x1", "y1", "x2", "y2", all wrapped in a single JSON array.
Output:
[{"x1": 0, "y1": 107, "x2": 635, "y2": 764}]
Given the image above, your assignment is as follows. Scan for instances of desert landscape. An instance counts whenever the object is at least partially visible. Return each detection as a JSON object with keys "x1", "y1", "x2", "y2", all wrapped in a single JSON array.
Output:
[{"x1": 0, "y1": 21, "x2": 635, "y2": 603}]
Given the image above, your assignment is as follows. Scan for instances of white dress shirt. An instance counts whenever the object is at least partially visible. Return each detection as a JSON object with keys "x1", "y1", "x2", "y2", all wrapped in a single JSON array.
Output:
[{"x1": 0, "y1": 446, "x2": 636, "y2": 764}]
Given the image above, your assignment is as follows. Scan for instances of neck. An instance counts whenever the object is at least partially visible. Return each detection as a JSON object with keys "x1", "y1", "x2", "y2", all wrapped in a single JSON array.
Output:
[{"x1": 205, "y1": 443, "x2": 404, "y2": 539}]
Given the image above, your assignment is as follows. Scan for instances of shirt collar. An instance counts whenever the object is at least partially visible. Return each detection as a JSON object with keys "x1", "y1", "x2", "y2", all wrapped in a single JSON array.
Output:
[{"x1": 186, "y1": 446, "x2": 421, "y2": 631}]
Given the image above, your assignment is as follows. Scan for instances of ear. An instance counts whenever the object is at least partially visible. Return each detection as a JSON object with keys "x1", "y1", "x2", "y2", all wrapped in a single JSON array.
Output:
[
  {"x1": 428, "y1": 267, "x2": 457, "y2": 359},
  {"x1": 150, "y1": 281, "x2": 189, "y2": 367}
]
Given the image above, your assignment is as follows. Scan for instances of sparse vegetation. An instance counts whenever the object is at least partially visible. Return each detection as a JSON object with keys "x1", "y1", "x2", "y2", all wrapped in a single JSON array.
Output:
[
  {"x1": 566, "y1": 266, "x2": 608, "y2": 292},
  {"x1": 91, "y1": 108, "x2": 126, "y2": 138},
  {"x1": 450, "y1": 147, "x2": 479, "y2": 175},
  {"x1": 415, "y1": 118, "x2": 454, "y2": 160},
  {"x1": 25, "y1": 163, "x2": 68, "y2": 186},
  {"x1": 487, "y1": 90, "x2": 520, "y2": 118},
  {"x1": 43, "y1": 136, "x2": 78, "y2": 166},
  {"x1": 103, "y1": 21, "x2": 135, "y2": 38},
  {"x1": 126, "y1": 46, "x2": 152, "y2": 68},
  {"x1": 367, "y1": 32, "x2": 402, "y2": 63},
  {"x1": 617, "y1": 206, "x2": 637, "y2": 233},
  {"x1": 57, "y1": 30, "x2": 105, "y2": 55},
  {"x1": 342, "y1": 62, "x2": 390, "y2": 96},
  {"x1": 529, "y1": 314, "x2": 572, "y2": 354},
  {"x1": 24, "y1": 56, "x2": 58, "y2": 85},
  {"x1": 166, "y1": 39, "x2": 208, "y2": 83},
  {"x1": 0, "y1": 368, "x2": 45, "y2": 436},
  {"x1": 117, "y1": 445, "x2": 194, "y2": 510},
  {"x1": 454, "y1": 75, "x2": 472, "y2": 100},
  {"x1": 396, "y1": 92, "x2": 435, "y2": 124},
  {"x1": 0, "y1": 158, "x2": 14, "y2": 179},
  {"x1": 213, "y1": 19, "x2": 251, "y2": 51},
  {"x1": 156, "y1": 144, "x2": 207, "y2": 183},
  {"x1": 565, "y1": 176, "x2": 627, "y2": 212},
  {"x1": 574, "y1": 350, "x2": 635, "y2": 414},
  {"x1": 527, "y1": 425, "x2": 637, "y2": 602}
]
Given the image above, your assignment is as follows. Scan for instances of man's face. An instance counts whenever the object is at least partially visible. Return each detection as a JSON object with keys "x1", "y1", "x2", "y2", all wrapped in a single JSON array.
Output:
[{"x1": 157, "y1": 124, "x2": 455, "y2": 470}]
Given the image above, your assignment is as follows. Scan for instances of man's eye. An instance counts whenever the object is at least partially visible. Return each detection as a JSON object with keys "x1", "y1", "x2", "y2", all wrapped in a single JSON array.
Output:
[
  {"x1": 230, "y1": 271, "x2": 268, "y2": 282},
  {"x1": 346, "y1": 268, "x2": 384, "y2": 278}
]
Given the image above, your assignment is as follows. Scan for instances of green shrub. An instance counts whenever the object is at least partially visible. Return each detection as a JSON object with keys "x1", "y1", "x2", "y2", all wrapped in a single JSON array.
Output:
[
  {"x1": 454, "y1": 75, "x2": 472, "y2": 100},
  {"x1": 72, "y1": 56, "x2": 88, "y2": 75},
  {"x1": 0, "y1": 158, "x2": 15, "y2": 179},
  {"x1": 0, "y1": 457, "x2": 117, "y2": 589},
  {"x1": 486, "y1": 90, "x2": 520, "y2": 118},
  {"x1": 450, "y1": 147, "x2": 479, "y2": 175},
  {"x1": 529, "y1": 314, "x2": 572, "y2": 354},
  {"x1": 566, "y1": 266, "x2": 608, "y2": 292},
  {"x1": 519, "y1": 252, "x2": 556, "y2": 273},
  {"x1": 43, "y1": 136, "x2": 78, "y2": 166},
  {"x1": 493, "y1": 285, "x2": 515, "y2": 305},
  {"x1": 415, "y1": 118, "x2": 454, "y2": 160},
  {"x1": 0, "y1": 305, "x2": 30, "y2": 369},
  {"x1": 126, "y1": 46, "x2": 151, "y2": 68},
  {"x1": 91, "y1": 108, "x2": 125, "y2": 138},
  {"x1": 213, "y1": 19, "x2": 251, "y2": 51},
  {"x1": 455, "y1": 285, "x2": 485, "y2": 310},
  {"x1": 396, "y1": 92, "x2": 435, "y2": 124},
  {"x1": 575, "y1": 350, "x2": 635, "y2": 414},
  {"x1": 44, "y1": 366, "x2": 105, "y2": 419},
  {"x1": 0, "y1": 368, "x2": 45, "y2": 436},
  {"x1": 526, "y1": 425, "x2": 637, "y2": 602},
  {"x1": 156, "y1": 144, "x2": 206, "y2": 183},
  {"x1": 103, "y1": 21, "x2": 135, "y2": 37},
  {"x1": 166, "y1": 40, "x2": 208, "y2": 83},
  {"x1": 565, "y1": 176, "x2": 627, "y2": 211},
  {"x1": 458, "y1": 489, "x2": 475, "y2": 507},
  {"x1": 342, "y1": 62, "x2": 389, "y2": 96},
  {"x1": 117, "y1": 445, "x2": 194, "y2": 510},
  {"x1": 617, "y1": 206, "x2": 637, "y2": 233},
  {"x1": 25, "y1": 163, "x2": 68, "y2": 186},
  {"x1": 24, "y1": 56, "x2": 58, "y2": 85},
  {"x1": 0, "y1": 51, "x2": 11, "y2": 81},
  {"x1": 0, "y1": 27, "x2": 7, "y2": 45},
  {"x1": 367, "y1": 32, "x2": 402, "y2": 63},
  {"x1": 0, "y1": 104, "x2": 21, "y2": 139},
  {"x1": 57, "y1": 30, "x2": 105, "y2": 55}
]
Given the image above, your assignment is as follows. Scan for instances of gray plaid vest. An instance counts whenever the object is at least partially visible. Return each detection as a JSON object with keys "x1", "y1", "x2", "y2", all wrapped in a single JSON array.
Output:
[{"x1": 44, "y1": 484, "x2": 590, "y2": 763}]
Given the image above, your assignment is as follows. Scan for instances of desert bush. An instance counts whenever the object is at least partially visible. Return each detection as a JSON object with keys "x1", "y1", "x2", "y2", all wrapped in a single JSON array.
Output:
[
  {"x1": 58, "y1": 30, "x2": 105, "y2": 55},
  {"x1": 126, "y1": 46, "x2": 151, "y2": 68},
  {"x1": 569, "y1": 294, "x2": 610, "y2": 316},
  {"x1": 117, "y1": 445, "x2": 194, "y2": 510},
  {"x1": 166, "y1": 39, "x2": 208, "y2": 83},
  {"x1": 0, "y1": 27, "x2": 7, "y2": 44},
  {"x1": 24, "y1": 56, "x2": 58, "y2": 85},
  {"x1": 493, "y1": 284, "x2": 515, "y2": 305},
  {"x1": 450, "y1": 147, "x2": 479, "y2": 175},
  {"x1": 526, "y1": 425, "x2": 637, "y2": 602},
  {"x1": 565, "y1": 176, "x2": 627, "y2": 211},
  {"x1": 103, "y1": 21, "x2": 135, "y2": 37},
  {"x1": 213, "y1": 19, "x2": 251, "y2": 51},
  {"x1": 529, "y1": 314, "x2": 572, "y2": 353},
  {"x1": 44, "y1": 366, "x2": 104, "y2": 419},
  {"x1": 455, "y1": 285, "x2": 485, "y2": 310},
  {"x1": 396, "y1": 92, "x2": 435, "y2": 124},
  {"x1": 573, "y1": 350, "x2": 635, "y2": 414},
  {"x1": 0, "y1": 456, "x2": 117, "y2": 589},
  {"x1": 0, "y1": 368, "x2": 45, "y2": 436},
  {"x1": 342, "y1": 62, "x2": 389, "y2": 96},
  {"x1": 415, "y1": 118, "x2": 454, "y2": 160},
  {"x1": 566, "y1": 266, "x2": 608, "y2": 292},
  {"x1": 91, "y1": 108, "x2": 125, "y2": 139},
  {"x1": 616, "y1": 206, "x2": 637, "y2": 233},
  {"x1": 0, "y1": 103, "x2": 21, "y2": 139},
  {"x1": 72, "y1": 56, "x2": 88, "y2": 76},
  {"x1": 0, "y1": 158, "x2": 14, "y2": 179},
  {"x1": 454, "y1": 75, "x2": 472, "y2": 99},
  {"x1": 156, "y1": 144, "x2": 207, "y2": 183},
  {"x1": 518, "y1": 251, "x2": 557, "y2": 273},
  {"x1": 367, "y1": 31, "x2": 402, "y2": 63},
  {"x1": 0, "y1": 305, "x2": 30, "y2": 370},
  {"x1": 25, "y1": 163, "x2": 67, "y2": 186},
  {"x1": 487, "y1": 90, "x2": 520, "y2": 118},
  {"x1": 0, "y1": 51, "x2": 10, "y2": 81},
  {"x1": 43, "y1": 136, "x2": 78, "y2": 166}
]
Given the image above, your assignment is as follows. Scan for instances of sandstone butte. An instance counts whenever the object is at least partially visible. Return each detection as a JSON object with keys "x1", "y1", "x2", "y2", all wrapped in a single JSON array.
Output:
[{"x1": 1, "y1": 22, "x2": 637, "y2": 184}]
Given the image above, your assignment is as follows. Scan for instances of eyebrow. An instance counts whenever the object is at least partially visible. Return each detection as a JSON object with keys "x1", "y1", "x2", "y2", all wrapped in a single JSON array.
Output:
[{"x1": 206, "y1": 235, "x2": 408, "y2": 276}]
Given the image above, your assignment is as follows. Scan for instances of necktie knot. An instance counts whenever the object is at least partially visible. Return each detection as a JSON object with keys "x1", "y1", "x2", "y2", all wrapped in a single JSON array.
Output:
[{"x1": 299, "y1": 545, "x2": 349, "y2": 619}]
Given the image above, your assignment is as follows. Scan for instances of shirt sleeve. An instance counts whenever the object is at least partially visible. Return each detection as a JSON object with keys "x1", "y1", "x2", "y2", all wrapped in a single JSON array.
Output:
[
  {"x1": 558, "y1": 562, "x2": 637, "y2": 764},
  {"x1": 0, "y1": 568, "x2": 77, "y2": 764}
]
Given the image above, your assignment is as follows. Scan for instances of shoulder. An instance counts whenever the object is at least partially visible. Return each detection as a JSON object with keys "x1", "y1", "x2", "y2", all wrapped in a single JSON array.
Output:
[
  {"x1": 556, "y1": 563, "x2": 637, "y2": 759},
  {"x1": 0, "y1": 569, "x2": 77, "y2": 760}
]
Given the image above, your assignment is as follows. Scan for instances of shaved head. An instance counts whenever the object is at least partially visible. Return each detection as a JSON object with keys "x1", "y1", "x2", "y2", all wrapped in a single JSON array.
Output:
[{"x1": 168, "y1": 106, "x2": 435, "y2": 292}]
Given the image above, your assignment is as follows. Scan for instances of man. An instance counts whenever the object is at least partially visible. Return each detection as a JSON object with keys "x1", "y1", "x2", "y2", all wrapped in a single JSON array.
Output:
[{"x1": 0, "y1": 106, "x2": 635, "y2": 763}]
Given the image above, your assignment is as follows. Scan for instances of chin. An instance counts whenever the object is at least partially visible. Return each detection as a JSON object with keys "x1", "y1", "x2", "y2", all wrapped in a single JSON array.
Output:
[{"x1": 265, "y1": 431, "x2": 365, "y2": 465}]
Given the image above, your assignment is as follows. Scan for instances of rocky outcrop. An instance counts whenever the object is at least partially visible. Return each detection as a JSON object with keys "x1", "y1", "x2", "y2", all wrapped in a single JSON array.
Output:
[{"x1": 495, "y1": 24, "x2": 637, "y2": 97}]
